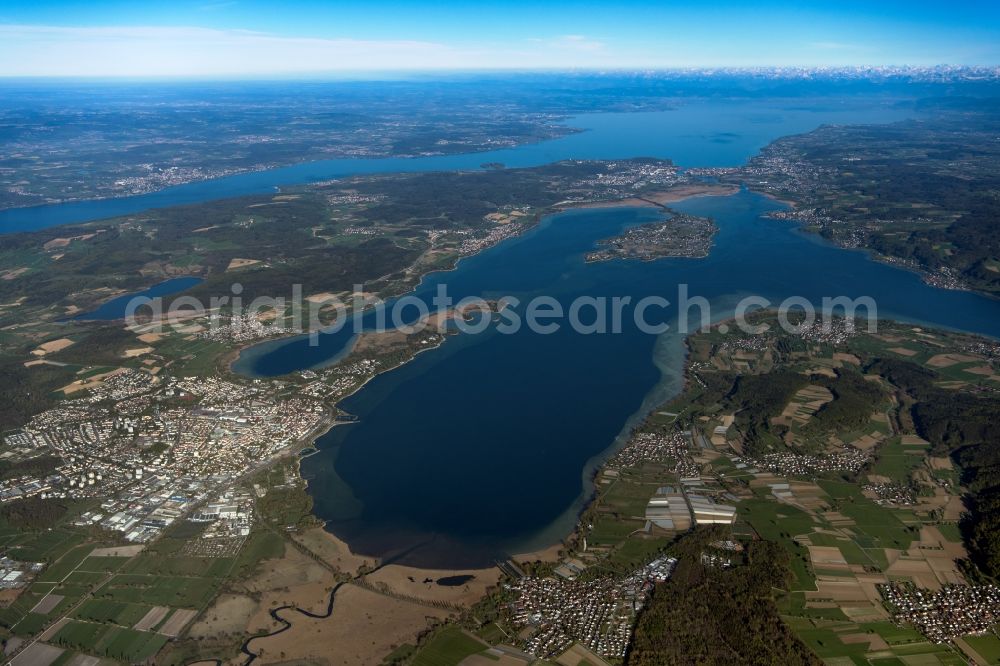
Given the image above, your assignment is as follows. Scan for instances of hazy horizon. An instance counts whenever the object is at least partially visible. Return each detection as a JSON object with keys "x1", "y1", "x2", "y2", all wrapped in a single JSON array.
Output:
[
  {"x1": 0, "y1": 65, "x2": 996, "y2": 84},
  {"x1": 1, "y1": 0, "x2": 998, "y2": 77}
]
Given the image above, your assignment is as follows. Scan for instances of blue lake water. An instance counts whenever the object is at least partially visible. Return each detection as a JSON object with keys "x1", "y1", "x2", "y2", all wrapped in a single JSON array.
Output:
[
  {"x1": 73, "y1": 276, "x2": 204, "y2": 321},
  {"x1": 0, "y1": 99, "x2": 910, "y2": 233},
  {"x1": 271, "y1": 191, "x2": 1000, "y2": 568}
]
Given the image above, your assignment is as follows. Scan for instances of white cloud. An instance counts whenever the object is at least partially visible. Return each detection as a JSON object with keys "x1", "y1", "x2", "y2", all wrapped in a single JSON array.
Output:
[
  {"x1": 0, "y1": 23, "x2": 952, "y2": 76},
  {"x1": 0, "y1": 24, "x2": 641, "y2": 77},
  {"x1": 550, "y1": 35, "x2": 607, "y2": 52},
  {"x1": 0, "y1": 24, "x2": 486, "y2": 76},
  {"x1": 0, "y1": 25, "x2": 643, "y2": 76}
]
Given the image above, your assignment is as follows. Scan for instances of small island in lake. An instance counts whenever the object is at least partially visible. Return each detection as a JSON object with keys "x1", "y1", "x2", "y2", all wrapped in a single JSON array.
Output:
[{"x1": 585, "y1": 211, "x2": 718, "y2": 263}]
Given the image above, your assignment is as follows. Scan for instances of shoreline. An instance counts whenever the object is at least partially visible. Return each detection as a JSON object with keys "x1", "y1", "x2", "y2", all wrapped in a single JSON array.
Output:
[
  {"x1": 755, "y1": 190, "x2": 995, "y2": 300},
  {"x1": 229, "y1": 181, "x2": 744, "y2": 378},
  {"x1": 226, "y1": 227, "x2": 533, "y2": 378},
  {"x1": 233, "y1": 183, "x2": 749, "y2": 572},
  {"x1": 558, "y1": 183, "x2": 740, "y2": 211},
  {"x1": 768, "y1": 210, "x2": 993, "y2": 301},
  {"x1": 0, "y1": 125, "x2": 585, "y2": 221},
  {"x1": 758, "y1": 191, "x2": 799, "y2": 208}
]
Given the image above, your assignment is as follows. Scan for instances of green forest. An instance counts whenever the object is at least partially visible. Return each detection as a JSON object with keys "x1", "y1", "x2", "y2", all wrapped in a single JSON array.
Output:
[
  {"x1": 626, "y1": 529, "x2": 819, "y2": 665},
  {"x1": 867, "y1": 357, "x2": 1000, "y2": 577}
]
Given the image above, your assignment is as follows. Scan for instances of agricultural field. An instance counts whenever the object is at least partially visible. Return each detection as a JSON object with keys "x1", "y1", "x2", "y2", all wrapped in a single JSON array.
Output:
[
  {"x1": 683, "y1": 319, "x2": 1000, "y2": 664},
  {"x1": 0, "y1": 468, "x2": 291, "y2": 664},
  {"x1": 49, "y1": 620, "x2": 168, "y2": 662},
  {"x1": 411, "y1": 627, "x2": 493, "y2": 666},
  {"x1": 542, "y1": 316, "x2": 1000, "y2": 666}
]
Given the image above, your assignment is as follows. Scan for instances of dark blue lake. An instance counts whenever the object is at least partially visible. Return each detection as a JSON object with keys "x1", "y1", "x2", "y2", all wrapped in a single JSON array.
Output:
[
  {"x1": 274, "y1": 191, "x2": 1000, "y2": 567},
  {"x1": 73, "y1": 276, "x2": 203, "y2": 321}
]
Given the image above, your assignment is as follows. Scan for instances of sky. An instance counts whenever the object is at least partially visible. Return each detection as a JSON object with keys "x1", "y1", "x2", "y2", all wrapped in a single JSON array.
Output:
[{"x1": 0, "y1": 0, "x2": 998, "y2": 77}]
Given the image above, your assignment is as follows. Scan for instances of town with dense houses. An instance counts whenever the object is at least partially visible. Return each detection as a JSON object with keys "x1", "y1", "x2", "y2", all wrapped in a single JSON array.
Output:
[{"x1": 3, "y1": 371, "x2": 327, "y2": 545}]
